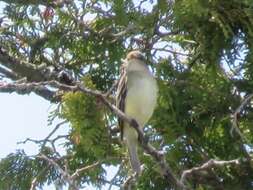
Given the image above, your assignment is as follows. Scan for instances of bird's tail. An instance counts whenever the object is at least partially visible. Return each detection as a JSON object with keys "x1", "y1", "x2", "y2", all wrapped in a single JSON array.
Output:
[
  {"x1": 124, "y1": 126, "x2": 141, "y2": 174},
  {"x1": 126, "y1": 138, "x2": 141, "y2": 174}
]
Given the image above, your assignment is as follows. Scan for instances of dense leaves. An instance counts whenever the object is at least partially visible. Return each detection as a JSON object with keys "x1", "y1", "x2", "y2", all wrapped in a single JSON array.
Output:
[
  {"x1": 0, "y1": 0, "x2": 253, "y2": 189},
  {"x1": 0, "y1": 149, "x2": 61, "y2": 190}
]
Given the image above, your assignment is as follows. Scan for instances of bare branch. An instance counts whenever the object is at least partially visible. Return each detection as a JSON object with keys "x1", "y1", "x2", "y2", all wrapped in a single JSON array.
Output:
[
  {"x1": 0, "y1": 81, "x2": 59, "y2": 102},
  {"x1": 30, "y1": 166, "x2": 49, "y2": 190},
  {"x1": 38, "y1": 154, "x2": 68, "y2": 176},
  {"x1": 122, "y1": 171, "x2": 138, "y2": 190},
  {"x1": 0, "y1": 46, "x2": 74, "y2": 85},
  {"x1": 0, "y1": 46, "x2": 46, "y2": 81},
  {"x1": 41, "y1": 120, "x2": 67, "y2": 148},
  {"x1": 180, "y1": 158, "x2": 241, "y2": 185},
  {"x1": 230, "y1": 93, "x2": 253, "y2": 140},
  {"x1": 30, "y1": 176, "x2": 38, "y2": 190},
  {"x1": 153, "y1": 47, "x2": 191, "y2": 57},
  {"x1": 0, "y1": 66, "x2": 19, "y2": 79},
  {"x1": 37, "y1": 153, "x2": 78, "y2": 190},
  {"x1": 18, "y1": 137, "x2": 44, "y2": 145},
  {"x1": 71, "y1": 161, "x2": 100, "y2": 180},
  {"x1": 108, "y1": 160, "x2": 126, "y2": 190},
  {"x1": 104, "y1": 79, "x2": 119, "y2": 98},
  {"x1": 37, "y1": 153, "x2": 102, "y2": 190},
  {"x1": 18, "y1": 121, "x2": 69, "y2": 159},
  {"x1": 18, "y1": 135, "x2": 69, "y2": 146},
  {"x1": 110, "y1": 24, "x2": 136, "y2": 38}
]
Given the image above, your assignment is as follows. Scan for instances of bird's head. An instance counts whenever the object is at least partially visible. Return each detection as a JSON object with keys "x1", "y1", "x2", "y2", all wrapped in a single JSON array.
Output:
[
  {"x1": 126, "y1": 50, "x2": 145, "y2": 62},
  {"x1": 121, "y1": 50, "x2": 145, "y2": 65},
  {"x1": 121, "y1": 50, "x2": 148, "y2": 72}
]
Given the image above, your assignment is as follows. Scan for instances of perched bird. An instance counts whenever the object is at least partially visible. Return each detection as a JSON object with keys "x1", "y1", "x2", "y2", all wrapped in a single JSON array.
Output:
[{"x1": 116, "y1": 51, "x2": 158, "y2": 174}]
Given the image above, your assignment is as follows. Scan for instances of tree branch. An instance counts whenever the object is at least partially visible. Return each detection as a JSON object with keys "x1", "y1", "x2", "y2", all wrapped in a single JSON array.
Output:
[
  {"x1": 30, "y1": 166, "x2": 49, "y2": 190},
  {"x1": 0, "y1": 46, "x2": 47, "y2": 81},
  {"x1": 155, "y1": 28, "x2": 180, "y2": 37},
  {"x1": 230, "y1": 93, "x2": 253, "y2": 140},
  {"x1": 37, "y1": 153, "x2": 101, "y2": 190},
  {"x1": 0, "y1": 46, "x2": 74, "y2": 85},
  {"x1": 37, "y1": 153, "x2": 71, "y2": 181},
  {"x1": 180, "y1": 158, "x2": 241, "y2": 186},
  {"x1": 0, "y1": 0, "x2": 71, "y2": 8},
  {"x1": 41, "y1": 120, "x2": 67, "y2": 148},
  {"x1": 71, "y1": 161, "x2": 100, "y2": 180},
  {"x1": 122, "y1": 171, "x2": 138, "y2": 190},
  {"x1": 108, "y1": 161, "x2": 125, "y2": 190},
  {"x1": 0, "y1": 81, "x2": 59, "y2": 102},
  {"x1": 0, "y1": 66, "x2": 19, "y2": 79}
]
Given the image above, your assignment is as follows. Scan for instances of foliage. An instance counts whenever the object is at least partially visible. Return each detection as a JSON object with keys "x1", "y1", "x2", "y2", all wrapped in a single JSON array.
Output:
[
  {"x1": 0, "y1": 149, "x2": 60, "y2": 190},
  {"x1": 0, "y1": 0, "x2": 253, "y2": 189}
]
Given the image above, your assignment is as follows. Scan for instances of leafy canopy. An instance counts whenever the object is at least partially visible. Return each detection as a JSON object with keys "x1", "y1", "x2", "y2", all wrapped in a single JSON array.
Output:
[{"x1": 0, "y1": 0, "x2": 253, "y2": 189}]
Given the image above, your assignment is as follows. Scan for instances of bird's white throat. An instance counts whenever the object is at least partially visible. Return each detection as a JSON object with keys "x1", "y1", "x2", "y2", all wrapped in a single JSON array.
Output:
[{"x1": 126, "y1": 60, "x2": 150, "y2": 73}]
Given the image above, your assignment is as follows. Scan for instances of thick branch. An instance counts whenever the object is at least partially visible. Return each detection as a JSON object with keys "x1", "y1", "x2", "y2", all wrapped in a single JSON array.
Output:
[
  {"x1": 0, "y1": 46, "x2": 47, "y2": 81},
  {"x1": 0, "y1": 46, "x2": 74, "y2": 85},
  {"x1": 0, "y1": 82, "x2": 59, "y2": 102},
  {"x1": 0, "y1": 66, "x2": 19, "y2": 79}
]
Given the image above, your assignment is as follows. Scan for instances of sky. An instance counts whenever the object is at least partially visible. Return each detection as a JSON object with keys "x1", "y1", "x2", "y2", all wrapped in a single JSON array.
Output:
[
  {"x1": 0, "y1": 93, "x2": 67, "y2": 189},
  {"x1": 0, "y1": 93, "x2": 57, "y2": 158}
]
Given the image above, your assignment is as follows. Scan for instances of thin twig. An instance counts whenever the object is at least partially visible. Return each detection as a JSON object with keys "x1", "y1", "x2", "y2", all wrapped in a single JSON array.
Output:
[
  {"x1": 41, "y1": 120, "x2": 67, "y2": 148},
  {"x1": 71, "y1": 161, "x2": 100, "y2": 180},
  {"x1": 30, "y1": 166, "x2": 49, "y2": 190},
  {"x1": 37, "y1": 153, "x2": 71, "y2": 180},
  {"x1": 108, "y1": 160, "x2": 126, "y2": 190},
  {"x1": 122, "y1": 171, "x2": 138, "y2": 190},
  {"x1": 230, "y1": 93, "x2": 253, "y2": 140},
  {"x1": 154, "y1": 47, "x2": 191, "y2": 57},
  {"x1": 104, "y1": 79, "x2": 119, "y2": 98},
  {"x1": 180, "y1": 158, "x2": 241, "y2": 186}
]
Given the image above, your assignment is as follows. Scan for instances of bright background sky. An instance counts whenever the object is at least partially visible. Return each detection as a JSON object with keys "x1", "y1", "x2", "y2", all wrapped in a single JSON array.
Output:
[
  {"x1": 0, "y1": 93, "x2": 72, "y2": 189},
  {"x1": 0, "y1": 93, "x2": 63, "y2": 189},
  {"x1": 0, "y1": 93, "x2": 51, "y2": 158}
]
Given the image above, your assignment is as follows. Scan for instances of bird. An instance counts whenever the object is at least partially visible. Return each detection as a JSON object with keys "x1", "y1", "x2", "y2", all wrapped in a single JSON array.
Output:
[{"x1": 116, "y1": 50, "x2": 158, "y2": 174}]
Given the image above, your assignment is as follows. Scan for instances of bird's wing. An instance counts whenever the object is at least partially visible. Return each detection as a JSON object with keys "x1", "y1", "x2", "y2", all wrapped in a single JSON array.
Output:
[{"x1": 116, "y1": 64, "x2": 127, "y2": 140}]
